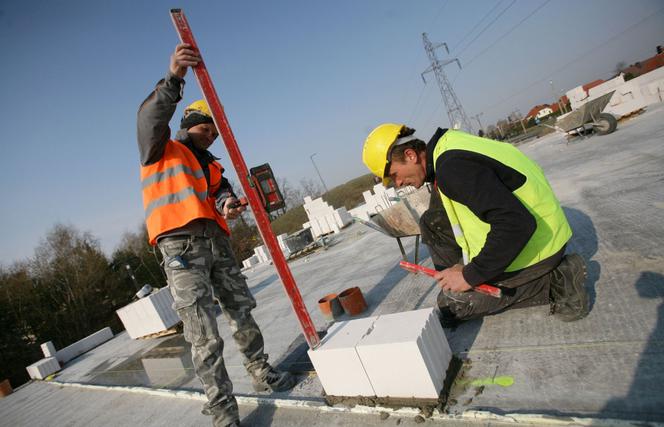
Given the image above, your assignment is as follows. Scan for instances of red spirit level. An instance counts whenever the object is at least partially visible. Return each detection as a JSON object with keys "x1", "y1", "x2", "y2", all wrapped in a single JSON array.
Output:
[{"x1": 170, "y1": 9, "x2": 320, "y2": 349}]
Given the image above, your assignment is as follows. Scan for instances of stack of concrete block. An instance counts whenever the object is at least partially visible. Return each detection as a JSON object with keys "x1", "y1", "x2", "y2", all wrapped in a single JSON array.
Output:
[
  {"x1": 26, "y1": 358, "x2": 60, "y2": 380},
  {"x1": 242, "y1": 235, "x2": 299, "y2": 268},
  {"x1": 253, "y1": 245, "x2": 271, "y2": 263},
  {"x1": 55, "y1": 327, "x2": 114, "y2": 363},
  {"x1": 277, "y1": 234, "x2": 291, "y2": 258},
  {"x1": 303, "y1": 196, "x2": 352, "y2": 238},
  {"x1": 26, "y1": 327, "x2": 115, "y2": 380},
  {"x1": 567, "y1": 67, "x2": 664, "y2": 117},
  {"x1": 284, "y1": 228, "x2": 314, "y2": 253},
  {"x1": 116, "y1": 287, "x2": 179, "y2": 339},
  {"x1": 349, "y1": 184, "x2": 417, "y2": 221},
  {"x1": 242, "y1": 255, "x2": 260, "y2": 269},
  {"x1": 308, "y1": 308, "x2": 451, "y2": 398}
]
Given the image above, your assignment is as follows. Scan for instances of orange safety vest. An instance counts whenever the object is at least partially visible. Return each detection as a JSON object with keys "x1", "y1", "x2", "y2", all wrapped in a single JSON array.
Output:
[{"x1": 140, "y1": 140, "x2": 230, "y2": 245}]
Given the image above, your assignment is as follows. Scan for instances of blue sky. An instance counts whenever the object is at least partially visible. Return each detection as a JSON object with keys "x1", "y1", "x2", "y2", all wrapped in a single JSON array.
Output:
[{"x1": 1, "y1": 0, "x2": 662, "y2": 263}]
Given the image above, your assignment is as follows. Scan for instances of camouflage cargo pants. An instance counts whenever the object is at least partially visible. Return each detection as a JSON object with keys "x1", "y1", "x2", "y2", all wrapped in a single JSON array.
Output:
[{"x1": 158, "y1": 233, "x2": 269, "y2": 422}]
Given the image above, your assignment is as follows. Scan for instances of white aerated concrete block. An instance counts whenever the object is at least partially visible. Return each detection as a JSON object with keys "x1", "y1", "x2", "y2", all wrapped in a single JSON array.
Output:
[
  {"x1": 41, "y1": 341, "x2": 57, "y2": 358},
  {"x1": 242, "y1": 255, "x2": 257, "y2": 269},
  {"x1": 26, "y1": 357, "x2": 60, "y2": 380},
  {"x1": 56, "y1": 327, "x2": 114, "y2": 364},
  {"x1": 277, "y1": 234, "x2": 289, "y2": 251},
  {"x1": 308, "y1": 316, "x2": 378, "y2": 397},
  {"x1": 253, "y1": 245, "x2": 271, "y2": 263},
  {"x1": 332, "y1": 208, "x2": 353, "y2": 228},
  {"x1": 116, "y1": 287, "x2": 179, "y2": 340},
  {"x1": 356, "y1": 308, "x2": 451, "y2": 398},
  {"x1": 308, "y1": 308, "x2": 451, "y2": 399}
]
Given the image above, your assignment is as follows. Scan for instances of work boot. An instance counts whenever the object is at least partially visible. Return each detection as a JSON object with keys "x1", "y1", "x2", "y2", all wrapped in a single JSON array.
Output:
[
  {"x1": 549, "y1": 254, "x2": 589, "y2": 322},
  {"x1": 251, "y1": 365, "x2": 297, "y2": 393},
  {"x1": 205, "y1": 397, "x2": 240, "y2": 427}
]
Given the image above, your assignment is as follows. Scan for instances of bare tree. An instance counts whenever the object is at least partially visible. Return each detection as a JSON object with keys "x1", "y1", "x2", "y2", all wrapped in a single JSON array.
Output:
[
  {"x1": 278, "y1": 177, "x2": 305, "y2": 209},
  {"x1": 614, "y1": 61, "x2": 627, "y2": 76},
  {"x1": 299, "y1": 177, "x2": 324, "y2": 199}
]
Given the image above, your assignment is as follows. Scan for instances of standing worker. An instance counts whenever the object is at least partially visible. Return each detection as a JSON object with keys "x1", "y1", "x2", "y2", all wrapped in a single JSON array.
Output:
[
  {"x1": 362, "y1": 124, "x2": 590, "y2": 325},
  {"x1": 137, "y1": 43, "x2": 295, "y2": 427}
]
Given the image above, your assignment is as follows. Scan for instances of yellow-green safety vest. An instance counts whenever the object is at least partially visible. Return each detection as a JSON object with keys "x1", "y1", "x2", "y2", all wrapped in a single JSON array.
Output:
[{"x1": 432, "y1": 130, "x2": 572, "y2": 272}]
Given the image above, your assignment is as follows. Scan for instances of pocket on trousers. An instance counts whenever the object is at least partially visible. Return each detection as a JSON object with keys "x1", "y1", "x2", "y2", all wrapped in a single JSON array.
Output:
[
  {"x1": 177, "y1": 303, "x2": 206, "y2": 347},
  {"x1": 158, "y1": 236, "x2": 191, "y2": 258},
  {"x1": 159, "y1": 237, "x2": 192, "y2": 270}
]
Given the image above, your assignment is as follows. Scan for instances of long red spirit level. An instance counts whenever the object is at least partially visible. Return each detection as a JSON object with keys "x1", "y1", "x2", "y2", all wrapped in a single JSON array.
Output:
[
  {"x1": 170, "y1": 9, "x2": 320, "y2": 349},
  {"x1": 400, "y1": 261, "x2": 502, "y2": 298}
]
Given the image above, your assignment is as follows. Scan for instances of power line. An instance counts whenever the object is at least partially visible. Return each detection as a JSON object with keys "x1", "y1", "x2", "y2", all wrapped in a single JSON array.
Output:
[
  {"x1": 408, "y1": 82, "x2": 431, "y2": 124},
  {"x1": 479, "y1": 6, "x2": 664, "y2": 113},
  {"x1": 455, "y1": 0, "x2": 517, "y2": 58},
  {"x1": 451, "y1": 0, "x2": 506, "y2": 53},
  {"x1": 463, "y1": 0, "x2": 552, "y2": 68},
  {"x1": 427, "y1": 0, "x2": 450, "y2": 32},
  {"x1": 423, "y1": 99, "x2": 444, "y2": 131}
]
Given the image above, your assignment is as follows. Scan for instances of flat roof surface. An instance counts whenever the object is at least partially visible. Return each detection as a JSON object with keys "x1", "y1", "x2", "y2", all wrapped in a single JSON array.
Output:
[{"x1": 2, "y1": 103, "x2": 664, "y2": 426}]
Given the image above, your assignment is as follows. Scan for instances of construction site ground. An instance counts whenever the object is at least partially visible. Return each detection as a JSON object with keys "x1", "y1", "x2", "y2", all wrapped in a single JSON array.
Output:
[{"x1": 2, "y1": 103, "x2": 663, "y2": 426}]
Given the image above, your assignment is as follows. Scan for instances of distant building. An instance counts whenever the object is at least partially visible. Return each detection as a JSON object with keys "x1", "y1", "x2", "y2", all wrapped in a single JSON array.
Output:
[
  {"x1": 567, "y1": 79, "x2": 606, "y2": 110},
  {"x1": 535, "y1": 107, "x2": 553, "y2": 119},
  {"x1": 621, "y1": 49, "x2": 664, "y2": 79},
  {"x1": 526, "y1": 104, "x2": 553, "y2": 120}
]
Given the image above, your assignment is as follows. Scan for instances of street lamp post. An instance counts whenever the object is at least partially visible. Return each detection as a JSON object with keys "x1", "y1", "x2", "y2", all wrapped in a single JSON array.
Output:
[
  {"x1": 309, "y1": 153, "x2": 329, "y2": 194},
  {"x1": 550, "y1": 80, "x2": 565, "y2": 114}
]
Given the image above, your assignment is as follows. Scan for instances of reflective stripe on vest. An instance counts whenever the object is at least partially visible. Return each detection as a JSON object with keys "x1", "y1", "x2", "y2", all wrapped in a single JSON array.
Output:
[
  {"x1": 140, "y1": 140, "x2": 229, "y2": 245},
  {"x1": 432, "y1": 130, "x2": 572, "y2": 272}
]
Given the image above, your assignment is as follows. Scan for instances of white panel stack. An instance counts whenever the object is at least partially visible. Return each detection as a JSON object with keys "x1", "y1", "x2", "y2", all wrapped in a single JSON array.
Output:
[
  {"x1": 566, "y1": 67, "x2": 664, "y2": 117},
  {"x1": 116, "y1": 287, "x2": 180, "y2": 340},
  {"x1": 276, "y1": 234, "x2": 291, "y2": 257},
  {"x1": 41, "y1": 341, "x2": 57, "y2": 358},
  {"x1": 303, "y1": 196, "x2": 352, "y2": 238},
  {"x1": 253, "y1": 245, "x2": 271, "y2": 263},
  {"x1": 350, "y1": 185, "x2": 419, "y2": 222},
  {"x1": 56, "y1": 327, "x2": 114, "y2": 364},
  {"x1": 307, "y1": 316, "x2": 378, "y2": 397},
  {"x1": 242, "y1": 255, "x2": 260, "y2": 269},
  {"x1": 356, "y1": 309, "x2": 451, "y2": 398},
  {"x1": 308, "y1": 308, "x2": 451, "y2": 399},
  {"x1": 26, "y1": 357, "x2": 60, "y2": 380}
]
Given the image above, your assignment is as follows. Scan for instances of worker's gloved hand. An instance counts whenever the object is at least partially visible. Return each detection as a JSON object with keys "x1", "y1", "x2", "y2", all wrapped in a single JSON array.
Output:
[
  {"x1": 221, "y1": 197, "x2": 246, "y2": 220},
  {"x1": 434, "y1": 264, "x2": 472, "y2": 293}
]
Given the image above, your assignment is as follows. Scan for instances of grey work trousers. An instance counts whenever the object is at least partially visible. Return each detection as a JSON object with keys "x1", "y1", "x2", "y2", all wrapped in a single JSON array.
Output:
[
  {"x1": 419, "y1": 191, "x2": 563, "y2": 322},
  {"x1": 158, "y1": 231, "x2": 268, "y2": 423}
]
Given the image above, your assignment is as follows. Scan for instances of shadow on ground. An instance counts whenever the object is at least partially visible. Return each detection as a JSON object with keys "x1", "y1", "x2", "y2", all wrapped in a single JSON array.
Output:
[{"x1": 598, "y1": 271, "x2": 664, "y2": 423}]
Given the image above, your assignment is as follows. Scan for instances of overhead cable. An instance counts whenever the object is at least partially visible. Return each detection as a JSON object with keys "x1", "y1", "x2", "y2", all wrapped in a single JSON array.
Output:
[
  {"x1": 451, "y1": 0, "x2": 506, "y2": 53},
  {"x1": 455, "y1": 0, "x2": 517, "y2": 58},
  {"x1": 463, "y1": 0, "x2": 552, "y2": 68},
  {"x1": 479, "y1": 6, "x2": 664, "y2": 113}
]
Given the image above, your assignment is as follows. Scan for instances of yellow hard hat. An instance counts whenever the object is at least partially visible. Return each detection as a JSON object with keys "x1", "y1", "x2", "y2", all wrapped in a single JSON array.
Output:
[
  {"x1": 362, "y1": 123, "x2": 405, "y2": 185},
  {"x1": 184, "y1": 99, "x2": 212, "y2": 118}
]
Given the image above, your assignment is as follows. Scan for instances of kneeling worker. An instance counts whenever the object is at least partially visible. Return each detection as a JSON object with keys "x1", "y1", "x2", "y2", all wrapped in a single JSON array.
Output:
[{"x1": 362, "y1": 124, "x2": 589, "y2": 325}]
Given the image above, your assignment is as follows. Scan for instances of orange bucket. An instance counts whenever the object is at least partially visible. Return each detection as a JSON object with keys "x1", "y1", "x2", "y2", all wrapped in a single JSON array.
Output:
[
  {"x1": 318, "y1": 293, "x2": 343, "y2": 321},
  {"x1": 338, "y1": 287, "x2": 368, "y2": 316}
]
